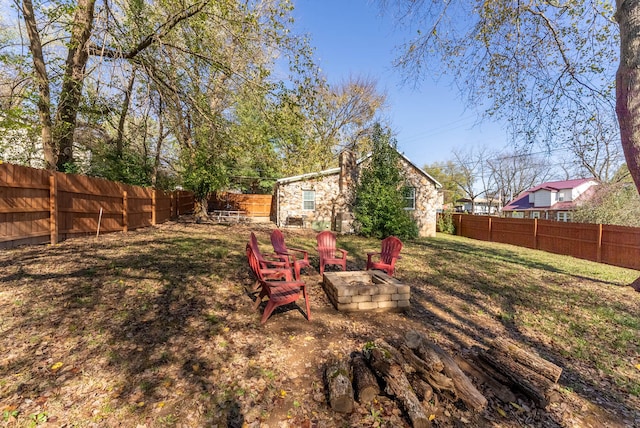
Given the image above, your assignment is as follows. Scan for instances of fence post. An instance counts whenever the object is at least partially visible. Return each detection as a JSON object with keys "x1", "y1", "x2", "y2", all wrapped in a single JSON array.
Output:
[
  {"x1": 123, "y1": 190, "x2": 128, "y2": 232},
  {"x1": 597, "y1": 223, "x2": 603, "y2": 262},
  {"x1": 49, "y1": 174, "x2": 58, "y2": 245},
  {"x1": 488, "y1": 217, "x2": 492, "y2": 242},
  {"x1": 533, "y1": 218, "x2": 538, "y2": 249},
  {"x1": 152, "y1": 189, "x2": 157, "y2": 226},
  {"x1": 176, "y1": 192, "x2": 180, "y2": 216},
  {"x1": 456, "y1": 214, "x2": 462, "y2": 236}
]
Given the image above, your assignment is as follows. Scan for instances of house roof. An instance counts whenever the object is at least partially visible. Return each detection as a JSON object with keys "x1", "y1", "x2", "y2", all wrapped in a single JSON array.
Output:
[
  {"x1": 527, "y1": 178, "x2": 594, "y2": 192},
  {"x1": 502, "y1": 178, "x2": 598, "y2": 211},
  {"x1": 275, "y1": 149, "x2": 442, "y2": 189}
]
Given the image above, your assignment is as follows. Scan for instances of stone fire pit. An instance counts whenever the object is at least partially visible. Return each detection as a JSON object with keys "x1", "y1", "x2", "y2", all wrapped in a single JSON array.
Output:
[{"x1": 322, "y1": 270, "x2": 410, "y2": 312}]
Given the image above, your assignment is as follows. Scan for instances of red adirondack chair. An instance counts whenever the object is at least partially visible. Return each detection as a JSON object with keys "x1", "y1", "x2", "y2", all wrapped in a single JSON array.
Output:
[
  {"x1": 316, "y1": 231, "x2": 348, "y2": 276},
  {"x1": 366, "y1": 236, "x2": 403, "y2": 277},
  {"x1": 270, "y1": 229, "x2": 311, "y2": 280},
  {"x1": 246, "y1": 241, "x2": 311, "y2": 324},
  {"x1": 248, "y1": 232, "x2": 292, "y2": 287}
]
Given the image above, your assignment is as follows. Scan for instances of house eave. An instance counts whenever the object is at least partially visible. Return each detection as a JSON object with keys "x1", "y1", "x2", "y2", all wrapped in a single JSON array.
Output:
[
  {"x1": 275, "y1": 167, "x2": 341, "y2": 185},
  {"x1": 397, "y1": 152, "x2": 442, "y2": 189}
]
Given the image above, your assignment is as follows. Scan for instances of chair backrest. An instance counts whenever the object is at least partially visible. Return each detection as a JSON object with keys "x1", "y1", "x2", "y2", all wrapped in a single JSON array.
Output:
[
  {"x1": 249, "y1": 232, "x2": 265, "y2": 260},
  {"x1": 270, "y1": 229, "x2": 287, "y2": 254},
  {"x1": 380, "y1": 236, "x2": 403, "y2": 264},
  {"x1": 246, "y1": 242, "x2": 265, "y2": 282},
  {"x1": 316, "y1": 231, "x2": 337, "y2": 259}
]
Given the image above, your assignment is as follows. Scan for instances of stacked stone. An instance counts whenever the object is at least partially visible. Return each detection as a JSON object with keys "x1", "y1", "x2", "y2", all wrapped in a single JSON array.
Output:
[{"x1": 323, "y1": 272, "x2": 410, "y2": 312}]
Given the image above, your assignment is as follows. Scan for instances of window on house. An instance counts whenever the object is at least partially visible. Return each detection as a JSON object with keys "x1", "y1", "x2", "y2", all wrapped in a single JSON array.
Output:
[
  {"x1": 557, "y1": 192, "x2": 565, "y2": 202},
  {"x1": 404, "y1": 187, "x2": 416, "y2": 210},
  {"x1": 556, "y1": 212, "x2": 569, "y2": 222},
  {"x1": 302, "y1": 190, "x2": 315, "y2": 210},
  {"x1": 531, "y1": 211, "x2": 540, "y2": 219}
]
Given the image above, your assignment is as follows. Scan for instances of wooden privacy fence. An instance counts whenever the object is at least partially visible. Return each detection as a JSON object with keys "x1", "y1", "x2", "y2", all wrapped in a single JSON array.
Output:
[
  {"x1": 209, "y1": 191, "x2": 273, "y2": 217},
  {"x1": 0, "y1": 163, "x2": 194, "y2": 249},
  {"x1": 444, "y1": 213, "x2": 640, "y2": 271}
]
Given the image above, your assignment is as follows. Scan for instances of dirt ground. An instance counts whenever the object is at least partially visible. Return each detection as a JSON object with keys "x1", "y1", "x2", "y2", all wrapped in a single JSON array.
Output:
[{"x1": 1, "y1": 219, "x2": 639, "y2": 427}]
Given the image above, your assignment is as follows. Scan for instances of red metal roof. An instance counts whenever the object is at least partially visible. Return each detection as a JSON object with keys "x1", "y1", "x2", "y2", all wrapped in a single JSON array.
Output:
[{"x1": 502, "y1": 179, "x2": 598, "y2": 211}]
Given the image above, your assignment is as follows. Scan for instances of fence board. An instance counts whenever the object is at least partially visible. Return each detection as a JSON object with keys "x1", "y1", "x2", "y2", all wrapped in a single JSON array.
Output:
[
  {"x1": 457, "y1": 214, "x2": 491, "y2": 241},
  {"x1": 537, "y1": 220, "x2": 600, "y2": 262},
  {"x1": 491, "y1": 217, "x2": 536, "y2": 249},
  {"x1": 441, "y1": 213, "x2": 640, "y2": 271},
  {"x1": 600, "y1": 224, "x2": 640, "y2": 270},
  {"x1": 0, "y1": 163, "x2": 194, "y2": 248}
]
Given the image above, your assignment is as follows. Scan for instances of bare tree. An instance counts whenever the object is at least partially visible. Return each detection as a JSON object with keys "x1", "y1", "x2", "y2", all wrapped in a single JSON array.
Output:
[
  {"x1": 487, "y1": 150, "x2": 556, "y2": 205},
  {"x1": 452, "y1": 146, "x2": 487, "y2": 213}
]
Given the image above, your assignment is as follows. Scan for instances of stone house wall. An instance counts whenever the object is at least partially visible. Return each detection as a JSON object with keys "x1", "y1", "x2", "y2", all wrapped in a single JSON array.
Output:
[
  {"x1": 274, "y1": 151, "x2": 441, "y2": 237},
  {"x1": 275, "y1": 173, "x2": 343, "y2": 230},
  {"x1": 398, "y1": 158, "x2": 439, "y2": 237}
]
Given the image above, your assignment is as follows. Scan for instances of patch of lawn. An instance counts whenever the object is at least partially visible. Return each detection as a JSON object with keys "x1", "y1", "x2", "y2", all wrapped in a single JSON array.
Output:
[{"x1": 0, "y1": 223, "x2": 638, "y2": 427}]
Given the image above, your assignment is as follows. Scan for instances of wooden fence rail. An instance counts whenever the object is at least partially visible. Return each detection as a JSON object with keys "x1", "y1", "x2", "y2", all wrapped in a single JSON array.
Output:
[
  {"x1": 0, "y1": 163, "x2": 194, "y2": 249},
  {"x1": 444, "y1": 213, "x2": 640, "y2": 271}
]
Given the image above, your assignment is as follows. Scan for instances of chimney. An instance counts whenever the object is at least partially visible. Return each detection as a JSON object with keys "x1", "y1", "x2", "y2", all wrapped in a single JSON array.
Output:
[{"x1": 338, "y1": 150, "x2": 357, "y2": 194}]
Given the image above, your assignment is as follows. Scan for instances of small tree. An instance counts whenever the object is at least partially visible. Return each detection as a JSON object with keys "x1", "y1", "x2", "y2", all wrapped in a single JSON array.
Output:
[{"x1": 353, "y1": 123, "x2": 418, "y2": 240}]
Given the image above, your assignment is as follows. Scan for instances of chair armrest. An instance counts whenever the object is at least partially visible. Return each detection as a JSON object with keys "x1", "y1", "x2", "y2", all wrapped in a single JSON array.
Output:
[
  {"x1": 366, "y1": 252, "x2": 380, "y2": 263},
  {"x1": 259, "y1": 258, "x2": 289, "y2": 270},
  {"x1": 275, "y1": 250, "x2": 297, "y2": 263},
  {"x1": 288, "y1": 247, "x2": 309, "y2": 257},
  {"x1": 337, "y1": 248, "x2": 348, "y2": 258}
]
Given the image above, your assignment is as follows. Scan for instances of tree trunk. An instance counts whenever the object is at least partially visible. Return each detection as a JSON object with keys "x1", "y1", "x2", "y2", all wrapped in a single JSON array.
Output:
[
  {"x1": 115, "y1": 72, "x2": 136, "y2": 158},
  {"x1": 194, "y1": 196, "x2": 209, "y2": 223},
  {"x1": 54, "y1": 0, "x2": 97, "y2": 171},
  {"x1": 21, "y1": 0, "x2": 55, "y2": 170},
  {"x1": 615, "y1": 0, "x2": 640, "y2": 290},
  {"x1": 616, "y1": 0, "x2": 640, "y2": 200}
]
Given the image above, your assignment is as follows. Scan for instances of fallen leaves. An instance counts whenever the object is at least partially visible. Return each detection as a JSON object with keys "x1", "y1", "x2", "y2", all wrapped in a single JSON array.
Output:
[{"x1": 50, "y1": 362, "x2": 64, "y2": 372}]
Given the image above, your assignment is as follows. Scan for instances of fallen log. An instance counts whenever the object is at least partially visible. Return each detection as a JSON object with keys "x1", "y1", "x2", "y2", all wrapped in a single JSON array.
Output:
[
  {"x1": 324, "y1": 358, "x2": 354, "y2": 413},
  {"x1": 405, "y1": 330, "x2": 445, "y2": 372},
  {"x1": 350, "y1": 352, "x2": 380, "y2": 403},
  {"x1": 366, "y1": 340, "x2": 431, "y2": 428},
  {"x1": 411, "y1": 378, "x2": 434, "y2": 403},
  {"x1": 468, "y1": 346, "x2": 513, "y2": 386},
  {"x1": 399, "y1": 344, "x2": 455, "y2": 394},
  {"x1": 479, "y1": 347, "x2": 560, "y2": 408},
  {"x1": 453, "y1": 353, "x2": 516, "y2": 404},
  {"x1": 489, "y1": 338, "x2": 562, "y2": 383},
  {"x1": 428, "y1": 342, "x2": 488, "y2": 412}
]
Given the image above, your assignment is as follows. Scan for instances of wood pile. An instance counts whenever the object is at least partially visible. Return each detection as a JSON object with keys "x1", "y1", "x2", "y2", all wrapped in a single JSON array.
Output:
[{"x1": 324, "y1": 330, "x2": 563, "y2": 427}]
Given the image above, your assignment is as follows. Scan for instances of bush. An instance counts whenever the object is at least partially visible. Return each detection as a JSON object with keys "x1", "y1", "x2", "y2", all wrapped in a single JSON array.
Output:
[{"x1": 437, "y1": 211, "x2": 456, "y2": 234}]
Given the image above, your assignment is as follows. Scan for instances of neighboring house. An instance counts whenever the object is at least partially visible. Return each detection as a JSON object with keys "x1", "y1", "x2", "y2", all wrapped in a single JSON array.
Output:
[
  {"x1": 273, "y1": 150, "x2": 443, "y2": 237},
  {"x1": 455, "y1": 197, "x2": 501, "y2": 215},
  {"x1": 502, "y1": 178, "x2": 599, "y2": 222}
]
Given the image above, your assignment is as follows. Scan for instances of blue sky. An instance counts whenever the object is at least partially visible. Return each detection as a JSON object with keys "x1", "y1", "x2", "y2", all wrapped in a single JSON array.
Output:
[{"x1": 292, "y1": 0, "x2": 510, "y2": 168}]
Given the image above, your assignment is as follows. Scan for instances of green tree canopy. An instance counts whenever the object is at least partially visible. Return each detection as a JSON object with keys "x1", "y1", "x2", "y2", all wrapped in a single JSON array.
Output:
[
  {"x1": 353, "y1": 123, "x2": 418, "y2": 240},
  {"x1": 423, "y1": 160, "x2": 466, "y2": 209}
]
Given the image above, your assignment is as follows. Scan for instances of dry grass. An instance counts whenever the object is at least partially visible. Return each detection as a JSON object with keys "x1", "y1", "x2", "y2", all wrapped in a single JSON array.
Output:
[{"x1": 1, "y1": 219, "x2": 638, "y2": 427}]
